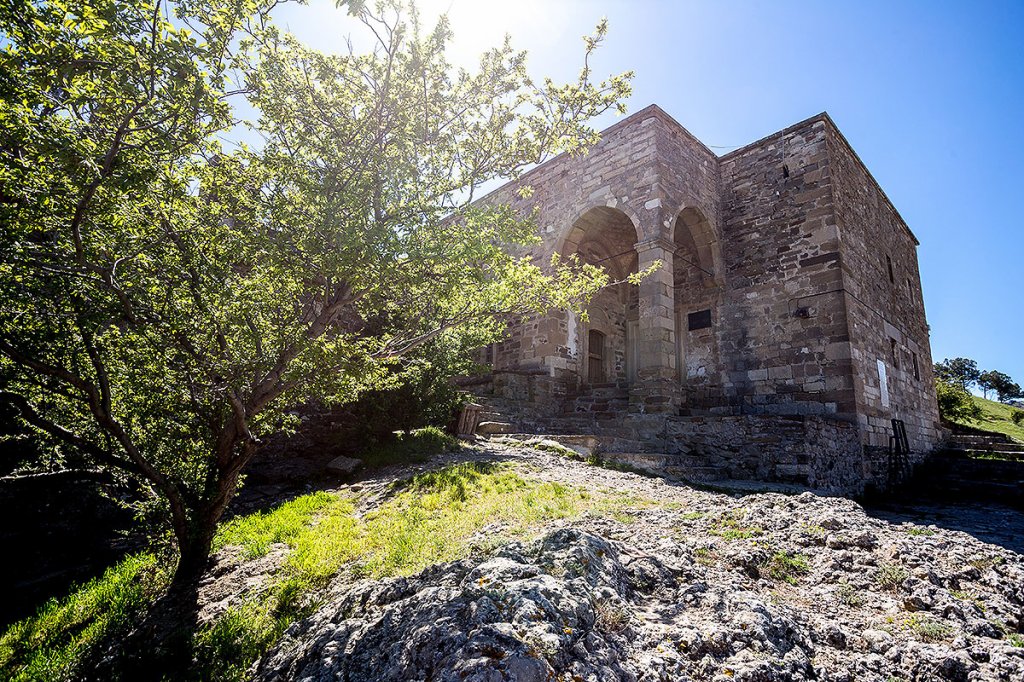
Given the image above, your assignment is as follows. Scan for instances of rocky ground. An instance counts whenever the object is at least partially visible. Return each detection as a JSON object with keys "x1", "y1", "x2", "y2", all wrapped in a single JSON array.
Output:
[{"x1": 235, "y1": 442, "x2": 1023, "y2": 681}]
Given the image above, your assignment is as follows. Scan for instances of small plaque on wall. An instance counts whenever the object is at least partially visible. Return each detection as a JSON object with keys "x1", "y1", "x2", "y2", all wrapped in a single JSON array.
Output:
[{"x1": 688, "y1": 309, "x2": 712, "y2": 331}]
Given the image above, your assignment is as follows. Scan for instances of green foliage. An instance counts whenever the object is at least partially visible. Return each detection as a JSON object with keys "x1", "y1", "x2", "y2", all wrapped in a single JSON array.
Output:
[
  {"x1": 710, "y1": 509, "x2": 763, "y2": 540},
  {"x1": 214, "y1": 491, "x2": 344, "y2": 559},
  {"x1": 193, "y1": 461, "x2": 646, "y2": 680},
  {"x1": 1008, "y1": 633, "x2": 1024, "y2": 648},
  {"x1": 0, "y1": 553, "x2": 168, "y2": 681},
  {"x1": 876, "y1": 562, "x2": 909, "y2": 592},
  {"x1": 1012, "y1": 409, "x2": 1024, "y2": 426},
  {"x1": 936, "y1": 377, "x2": 983, "y2": 423},
  {"x1": 333, "y1": 341, "x2": 471, "y2": 446},
  {"x1": 358, "y1": 426, "x2": 458, "y2": 468},
  {"x1": 903, "y1": 614, "x2": 951, "y2": 642},
  {"x1": 935, "y1": 357, "x2": 981, "y2": 391},
  {"x1": 978, "y1": 370, "x2": 1023, "y2": 402},
  {"x1": 945, "y1": 395, "x2": 1024, "y2": 444},
  {"x1": 837, "y1": 581, "x2": 864, "y2": 607},
  {"x1": 0, "y1": 0, "x2": 633, "y2": 586},
  {"x1": 761, "y1": 551, "x2": 811, "y2": 585}
]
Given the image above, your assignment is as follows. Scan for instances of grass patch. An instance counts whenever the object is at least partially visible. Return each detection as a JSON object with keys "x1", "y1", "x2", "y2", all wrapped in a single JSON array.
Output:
[
  {"x1": 968, "y1": 554, "x2": 1004, "y2": 572},
  {"x1": 904, "y1": 614, "x2": 951, "y2": 642},
  {"x1": 196, "y1": 461, "x2": 648, "y2": 680},
  {"x1": 710, "y1": 509, "x2": 763, "y2": 540},
  {"x1": 949, "y1": 396, "x2": 1024, "y2": 443},
  {"x1": 0, "y1": 553, "x2": 169, "y2": 682},
  {"x1": 876, "y1": 562, "x2": 909, "y2": 592},
  {"x1": 761, "y1": 551, "x2": 811, "y2": 585},
  {"x1": 215, "y1": 491, "x2": 341, "y2": 559},
  {"x1": 358, "y1": 426, "x2": 458, "y2": 468},
  {"x1": 837, "y1": 581, "x2": 864, "y2": 607},
  {"x1": 905, "y1": 526, "x2": 936, "y2": 537},
  {"x1": 3, "y1": 461, "x2": 654, "y2": 681},
  {"x1": 1008, "y1": 633, "x2": 1024, "y2": 648}
]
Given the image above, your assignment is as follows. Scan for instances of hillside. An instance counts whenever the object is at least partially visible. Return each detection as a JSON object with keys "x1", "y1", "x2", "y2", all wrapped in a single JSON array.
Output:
[
  {"x1": 3, "y1": 442, "x2": 1023, "y2": 681},
  {"x1": 952, "y1": 396, "x2": 1024, "y2": 444}
]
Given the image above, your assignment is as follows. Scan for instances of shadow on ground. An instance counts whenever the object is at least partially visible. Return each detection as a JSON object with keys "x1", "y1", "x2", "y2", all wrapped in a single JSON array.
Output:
[{"x1": 864, "y1": 497, "x2": 1024, "y2": 555}]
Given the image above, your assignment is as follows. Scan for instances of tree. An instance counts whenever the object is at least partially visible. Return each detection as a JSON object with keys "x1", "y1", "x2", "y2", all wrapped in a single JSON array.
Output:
[
  {"x1": 0, "y1": 0, "x2": 633, "y2": 614},
  {"x1": 982, "y1": 370, "x2": 1023, "y2": 403},
  {"x1": 935, "y1": 377, "x2": 982, "y2": 423},
  {"x1": 977, "y1": 370, "x2": 997, "y2": 399},
  {"x1": 934, "y1": 357, "x2": 981, "y2": 392}
]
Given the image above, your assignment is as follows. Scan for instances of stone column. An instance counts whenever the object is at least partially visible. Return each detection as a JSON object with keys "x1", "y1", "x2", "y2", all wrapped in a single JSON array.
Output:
[{"x1": 631, "y1": 237, "x2": 679, "y2": 413}]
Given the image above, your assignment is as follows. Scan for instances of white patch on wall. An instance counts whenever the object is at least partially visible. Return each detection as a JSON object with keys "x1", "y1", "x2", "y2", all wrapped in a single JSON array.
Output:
[
  {"x1": 566, "y1": 310, "x2": 578, "y2": 357},
  {"x1": 877, "y1": 359, "x2": 890, "y2": 408}
]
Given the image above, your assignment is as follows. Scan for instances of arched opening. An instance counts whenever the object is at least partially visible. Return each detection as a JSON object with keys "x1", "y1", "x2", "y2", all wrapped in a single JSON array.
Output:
[
  {"x1": 673, "y1": 207, "x2": 720, "y2": 388},
  {"x1": 561, "y1": 206, "x2": 640, "y2": 387}
]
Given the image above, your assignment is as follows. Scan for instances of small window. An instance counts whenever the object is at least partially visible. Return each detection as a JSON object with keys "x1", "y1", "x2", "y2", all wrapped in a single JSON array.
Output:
[
  {"x1": 886, "y1": 255, "x2": 895, "y2": 283},
  {"x1": 890, "y1": 338, "x2": 899, "y2": 369},
  {"x1": 912, "y1": 351, "x2": 920, "y2": 381},
  {"x1": 588, "y1": 330, "x2": 606, "y2": 383},
  {"x1": 484, "y1": 344, "x2": 495, "y2": 366},
  {"x1": 687, "y1": 309, "x2": 712, "y2": 331}
]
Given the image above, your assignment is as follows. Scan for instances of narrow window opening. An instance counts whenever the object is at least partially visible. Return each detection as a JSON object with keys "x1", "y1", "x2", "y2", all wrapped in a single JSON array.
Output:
[
  {"x1": 588, "y1": 330, "x2": 606, "y2": 383},
  {"x1": 912, "y1": 351, "x2": 920, "y2": 381},
  {"x1": 687, "y1": 309, "x2": 712, "y2": 331},
  {"x1": 890, "y1": 338, "x2": 899, "y2": 369},
  {"x1": 886, "y1": 255, "x2": 895, "y2": 284}
]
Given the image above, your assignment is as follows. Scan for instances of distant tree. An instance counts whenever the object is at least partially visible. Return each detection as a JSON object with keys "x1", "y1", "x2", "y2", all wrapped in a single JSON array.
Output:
[
  {"x1": 934, "y1": 357, "x2": 981, "y2": 392},
  {"x1": 984, "y1": 371, "x2": 1023, "y2": 403},
  {"x1": 935, "y1": 377, "x2": 983, "y2": 423},
  {"x1": 977, "y1": 370, "x2": 998, "y2": 399}
]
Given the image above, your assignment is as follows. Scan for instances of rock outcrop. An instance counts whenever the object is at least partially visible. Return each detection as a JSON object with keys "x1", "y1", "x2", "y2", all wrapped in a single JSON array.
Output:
[{"x1": 252, "y1": 444, "x2": 1024, "y2": 681}]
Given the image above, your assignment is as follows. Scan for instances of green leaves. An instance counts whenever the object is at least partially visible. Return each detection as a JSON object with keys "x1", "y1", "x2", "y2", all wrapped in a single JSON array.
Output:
[{"x1": 0, "y1": 0, "x2": 632, "y2": 580}]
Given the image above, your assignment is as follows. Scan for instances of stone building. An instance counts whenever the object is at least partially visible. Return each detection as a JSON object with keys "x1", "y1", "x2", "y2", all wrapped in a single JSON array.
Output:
[{"x1": 468, "y1": 105, "x2": 942, "y2": 494}]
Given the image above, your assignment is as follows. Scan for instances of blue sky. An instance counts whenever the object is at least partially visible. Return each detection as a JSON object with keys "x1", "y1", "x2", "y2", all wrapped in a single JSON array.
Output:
[{"x1": 274, "y1": 0, "x2": 1024, "y2": 384}]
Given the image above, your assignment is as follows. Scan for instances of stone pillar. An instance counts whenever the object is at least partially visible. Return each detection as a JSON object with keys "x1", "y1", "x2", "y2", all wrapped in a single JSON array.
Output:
[{"x1": 631, "y1": 237, "x2": 679, "y2": 413}]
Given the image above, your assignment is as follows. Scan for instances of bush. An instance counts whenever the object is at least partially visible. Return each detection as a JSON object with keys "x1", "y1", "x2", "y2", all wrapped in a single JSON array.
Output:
[
  {"x1": 1011, "y1": 409, "x2": 1024, "y2": 426},
  {"x1": 935, "y1": 377, "x2": 983, "y2": 422},
  {"x1": 359, "y1": 427, "x2": 458, "y2": 468},
  {"x1": 327, "y1": 339, "x2": 475, "y2": 448}
]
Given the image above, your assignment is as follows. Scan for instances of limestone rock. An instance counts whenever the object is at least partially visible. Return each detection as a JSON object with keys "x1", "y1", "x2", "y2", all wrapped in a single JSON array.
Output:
[{"x1": 324, "y1": 455, "x2": 362, "y2": 477}]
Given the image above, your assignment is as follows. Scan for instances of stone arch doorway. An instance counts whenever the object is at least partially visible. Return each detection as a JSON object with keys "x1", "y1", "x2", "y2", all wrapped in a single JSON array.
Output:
[
  {"x1": 561, "y1": 206, "x2": 640, "y2": 387},
  {"x1": 672, "y1": 206, "x2": 720, "y2": 393}
]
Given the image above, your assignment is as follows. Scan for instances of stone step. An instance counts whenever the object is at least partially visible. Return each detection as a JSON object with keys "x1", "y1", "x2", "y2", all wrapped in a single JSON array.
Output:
[
  {"x1": 948, "y1": 443, "x2": 1024, "y2": 455},
  {"x1": 600, "y1": 452, "x2": 728, "y2": 482},
  {"x1": 476, "y1": 421, "x2": 516, "y2": 436}
]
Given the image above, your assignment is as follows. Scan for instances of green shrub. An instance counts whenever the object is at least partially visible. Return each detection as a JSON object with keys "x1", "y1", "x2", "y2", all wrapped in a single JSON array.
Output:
[
  {"x1": 876, "y1": 562, "x2": 909, "y2": 592},
  {"x1": 936, "y1": 377, "x2": 983, "y2": 422},
  {"x1": 761, "y1": 552, "x2": 811, "y2": 585},
  {"x1": 359, "y1": 426, "x2": 458, "y2": 467},
  {"x1": 1011, "y1": 409, "x2": 1024, "y2": 426}
]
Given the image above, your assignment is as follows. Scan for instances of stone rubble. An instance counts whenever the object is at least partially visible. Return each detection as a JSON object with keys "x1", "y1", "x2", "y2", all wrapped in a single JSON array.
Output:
[{"x1": 253, "y1": 444, "x2": 1024, "y2": 682}]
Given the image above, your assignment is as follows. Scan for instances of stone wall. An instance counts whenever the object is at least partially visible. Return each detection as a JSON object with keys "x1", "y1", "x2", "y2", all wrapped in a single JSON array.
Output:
[
  {"x1": 665, "y1": 414, "x2": 866, "y2": 494},
  {"x1": 826, "y1": 123, "x2": 942, "y2": 457},
  {"x1": 713, "y1": 116, "x2": 856, "y2": 419}
]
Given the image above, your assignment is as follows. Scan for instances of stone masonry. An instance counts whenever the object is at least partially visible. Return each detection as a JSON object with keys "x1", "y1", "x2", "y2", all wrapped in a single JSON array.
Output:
[{"x1": 469, "y1": 105, "x2": 942, "y2": 494}]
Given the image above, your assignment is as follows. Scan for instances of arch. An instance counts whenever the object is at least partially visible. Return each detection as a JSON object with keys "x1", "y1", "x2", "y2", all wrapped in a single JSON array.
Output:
[
  {"x1": 559, "y1": 205, "x2": 642, "y2": 388},
  {"x1": 672, "y1": 205, "x2": 722, "y2": 287},
  {"x1": 560, "y1": 205, "x2": 641, "y2": 281}
]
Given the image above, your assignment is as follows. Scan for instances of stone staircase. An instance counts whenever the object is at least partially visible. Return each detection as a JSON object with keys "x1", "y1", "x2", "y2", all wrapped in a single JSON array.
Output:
[
  {"x1": 945, "y1": 432, "x2": 1024, "y2": 460},
  {"x1": 465, "y1": 386, "x2": 730, "y2": 482}
]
